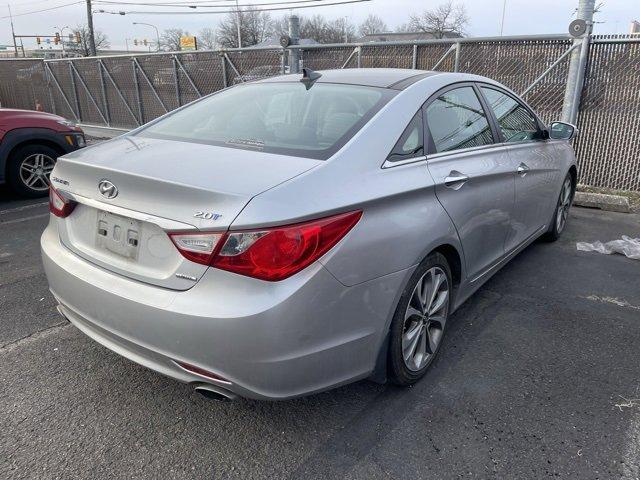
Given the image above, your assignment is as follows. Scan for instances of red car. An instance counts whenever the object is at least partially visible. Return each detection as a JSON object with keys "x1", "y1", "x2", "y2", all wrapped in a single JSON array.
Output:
[{"x1": 0, "y1": 109, "x2": 85, "y2": 197}]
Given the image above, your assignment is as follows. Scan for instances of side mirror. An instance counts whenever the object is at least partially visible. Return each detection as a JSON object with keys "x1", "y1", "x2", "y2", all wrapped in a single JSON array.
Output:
[{"x1": 549, "y1": 121, "x2": 577, "y2": 140}]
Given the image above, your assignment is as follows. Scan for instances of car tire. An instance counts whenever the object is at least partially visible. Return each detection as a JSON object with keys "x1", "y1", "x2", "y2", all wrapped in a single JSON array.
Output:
[
  {"x1": 388, "y1": 252, "x2": 452, "y2": 386},
  {"x1": 542, "y1": 172, "x2": 574, "y2": 242},
  {"x1": 6, "y1": 144, "x2": 59, "y2": 198}
]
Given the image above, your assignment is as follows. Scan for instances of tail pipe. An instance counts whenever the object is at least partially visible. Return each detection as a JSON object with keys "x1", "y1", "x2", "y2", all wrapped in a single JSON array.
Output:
[{"x1": 193, "y1": 383, "x2": 237, "y2": 402}]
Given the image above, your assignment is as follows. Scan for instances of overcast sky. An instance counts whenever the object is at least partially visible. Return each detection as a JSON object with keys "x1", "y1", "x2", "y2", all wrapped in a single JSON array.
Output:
[{"x1": 1, "y1": 0, "x2": 638, "y2": 51}]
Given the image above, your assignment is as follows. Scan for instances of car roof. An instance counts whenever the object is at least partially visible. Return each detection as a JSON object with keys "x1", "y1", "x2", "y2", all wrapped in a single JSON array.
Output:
[{"x1": 255, "y1": 68, "x2": 441, "y2": 90}]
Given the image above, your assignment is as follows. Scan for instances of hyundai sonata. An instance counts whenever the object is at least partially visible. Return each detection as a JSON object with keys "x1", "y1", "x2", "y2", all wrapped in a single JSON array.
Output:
[{"x1": 42, "y1": 68, "x2": 577, "y2": 400}]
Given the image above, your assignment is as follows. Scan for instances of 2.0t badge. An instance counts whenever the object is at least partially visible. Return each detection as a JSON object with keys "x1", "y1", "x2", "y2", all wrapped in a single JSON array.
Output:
[{"x1": 98, "y1": 180, "x2": 118, "y2": 199}]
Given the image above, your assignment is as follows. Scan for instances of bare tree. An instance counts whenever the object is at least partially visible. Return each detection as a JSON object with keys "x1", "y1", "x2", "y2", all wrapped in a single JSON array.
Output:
[
  {"x1": 67, "y1": 25, "x2": 110, "y2": 57},
  {"x1": 270, "y1": 15, "x2": 290, "y2": 38},
  {"x1": 408, "y1": 1, "x2": 468, "y2": 38},
  {"x1": 300, "y1": 15, "x2": 329, "y2": 41},
  {"x1": 159, "y1": 28, "x2": 186, "y2": 52},
  {"x1": 271, "y1": 14, "x2": 356, "y2": 44},
  {"x1": 198, "y1": 27, "x2": 217, "y2": 50},
  {"x1": 358, "y1": 14, "x2": 388, "y2": 37},
  {"x1": 330, "y1": 17, "x2": 356, "y2": 43},
  {"x1": 217, "y1": 8, "x2": 272, "y2": 48},
  {"x1": 395, "y1": 22, "x2": 412, "y2": 33}
]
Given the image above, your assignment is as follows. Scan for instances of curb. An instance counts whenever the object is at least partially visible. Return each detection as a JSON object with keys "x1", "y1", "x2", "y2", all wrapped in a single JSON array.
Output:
[
  {"x1": 574, "y1": 191, "x2": 631, "y2": 213},
  {"x1": 79, "y1": 124, "x2": 129, "y2": 139}
]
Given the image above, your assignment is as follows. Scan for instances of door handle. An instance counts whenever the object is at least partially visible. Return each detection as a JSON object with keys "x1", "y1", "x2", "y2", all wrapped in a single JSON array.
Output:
[
  {"x1": 517, "y1": 163, "x2": 529, "y2": 176},
  {"x1": 444, "y1": 171, "x2": 469, "y2": 190}
]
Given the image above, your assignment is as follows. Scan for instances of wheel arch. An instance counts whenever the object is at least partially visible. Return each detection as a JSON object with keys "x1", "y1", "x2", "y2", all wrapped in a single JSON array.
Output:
[
  {"x1": 1, "y1": 128, "x2": 68, "y2": 183},
  {"x1": 370, "y1": 241, "x2": 464, "y2": 384},
  {"x1": 568, "y1": 165, "x2": 578, "y2": 190}
]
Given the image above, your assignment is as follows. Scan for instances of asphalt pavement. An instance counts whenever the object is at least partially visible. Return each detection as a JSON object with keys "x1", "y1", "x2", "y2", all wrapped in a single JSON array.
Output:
[{"x1": 1, "y1": 183, "x2": 639, "y2": 479}]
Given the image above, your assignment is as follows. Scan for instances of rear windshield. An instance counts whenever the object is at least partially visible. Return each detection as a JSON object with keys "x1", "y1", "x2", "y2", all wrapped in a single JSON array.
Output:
[{"x1": 136, "y1": 82, "x2": 395, "y2": 160}]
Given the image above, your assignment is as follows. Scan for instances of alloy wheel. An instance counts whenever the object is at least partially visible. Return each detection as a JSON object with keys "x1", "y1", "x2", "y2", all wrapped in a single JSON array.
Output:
[
  {"x1": 556, "y1": 177, "x2": 572, "y2": 234},
  {"x1": 402, "y1": 266, "x2": 449, "y2": 372},
  {"x1": 19, "y1": 153, "x2": 55, "y2": 192}
]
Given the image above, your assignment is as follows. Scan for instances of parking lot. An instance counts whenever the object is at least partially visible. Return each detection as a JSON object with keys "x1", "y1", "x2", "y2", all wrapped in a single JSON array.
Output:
[{"x1": 1, "y1": 181, "x2": 639, "y2": 479}]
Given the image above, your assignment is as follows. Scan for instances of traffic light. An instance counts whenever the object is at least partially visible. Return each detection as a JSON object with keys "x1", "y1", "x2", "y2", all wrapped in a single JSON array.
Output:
[
  {"x1": 75, "y1": 32, "x2": 81, "y2": 43},
  {"x1": 36, "y1": 37, "x2": 41, "y2": 45},
  {"x1": 54, "y1": 33, "x2": 60, "y2": 45},
  {"x1": 143, "y1": 39, "x2": 148, "y2": 46},
  {"x1": 134, "y1": 39, "x2": 138, "y2": 46}
]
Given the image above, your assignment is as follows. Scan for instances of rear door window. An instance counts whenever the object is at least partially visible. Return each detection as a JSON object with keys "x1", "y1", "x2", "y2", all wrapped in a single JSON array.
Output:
[
  {"x1": 425, "y1": 86, "x2": 495, "y2": 153},
  {"x1": 480, "y1": 87, "x2": 541, "y2": 143}
]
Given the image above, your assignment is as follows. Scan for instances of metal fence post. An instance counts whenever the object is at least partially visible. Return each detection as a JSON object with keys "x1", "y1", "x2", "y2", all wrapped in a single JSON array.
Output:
[
  {"x1": 454, "y1": 42, "x2": 461, "y2": 72},
  {"x1": 356, "y1": 46, "x2": 362, "y2": 68},
  {"x1": 412, "y1": 44, "x2": 418, "y2": 69},
  {"x1": 131, "y1": 58, "x2": 144, "y2": 125},
  {"x1": 43, "y1": 61, "x2": 56, "y2": 115},
  {"x1": 98, "y1": 60, "x2": 110, "y2": 126},
  {"x1": 68, "y1": 61, "x2": 81, "y2": 121},
  {"x1": 172, "y1": 55, "x2": 181, "y2": 107},
  {"x1": 562, "y1": 0, "x2": 595, "y2": 124},
  {"x1": 220, "y1": 52, "x2": 228, "y2": 88}
]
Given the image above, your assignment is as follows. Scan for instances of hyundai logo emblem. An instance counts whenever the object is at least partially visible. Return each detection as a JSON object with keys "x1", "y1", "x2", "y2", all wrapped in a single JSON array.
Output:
[{"x1": 98, "y1": 180, "x2": 118, "y2": 199}]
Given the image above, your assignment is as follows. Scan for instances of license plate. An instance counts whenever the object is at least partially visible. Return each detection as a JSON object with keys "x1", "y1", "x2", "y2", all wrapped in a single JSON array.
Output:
[{"x1": 96, "y1": 210, "x2": 141, "y2": 260}]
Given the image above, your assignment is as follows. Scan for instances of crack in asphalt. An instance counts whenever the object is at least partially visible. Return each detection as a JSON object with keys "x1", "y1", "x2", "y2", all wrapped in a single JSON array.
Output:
[
  {"x1": 0, "y1": 213, "x2": 49, "y2": 226},
  {"x1": 0, "y1": 202, "x2": 48, "y2": 215},
  {"x1": 0, "y1": 322, "x2": 69, "y2": 353}
]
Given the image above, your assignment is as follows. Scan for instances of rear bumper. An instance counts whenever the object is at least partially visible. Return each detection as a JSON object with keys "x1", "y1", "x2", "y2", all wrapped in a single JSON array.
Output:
[{"x1": 41, "y1": 220, "x2": 406, "y2": 400}]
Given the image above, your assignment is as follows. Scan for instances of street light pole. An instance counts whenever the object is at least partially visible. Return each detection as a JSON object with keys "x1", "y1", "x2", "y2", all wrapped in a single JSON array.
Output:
[
  {"x1": 55, "y1": 25, "x2": 70, "y2": 55},
  {"x1": 499, "y1": 0, "x2": 507, "y2": 35},
  {"x1": 133, "y1": 22, "x2": 160, "y2": 51}
]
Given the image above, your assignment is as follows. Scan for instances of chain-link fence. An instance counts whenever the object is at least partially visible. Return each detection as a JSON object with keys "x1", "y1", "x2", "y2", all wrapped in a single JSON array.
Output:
[
  {"x1": 575, "y1": 37, "x2": 640, "y2": 191},
  {"x1": 1, "y1": 35, "x2": 638, "y2": 191}
]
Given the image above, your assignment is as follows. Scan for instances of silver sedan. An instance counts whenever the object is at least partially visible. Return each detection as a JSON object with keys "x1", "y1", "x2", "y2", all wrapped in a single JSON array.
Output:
[{"x1": 41, "y1": 69, "x2": 577, "y2": 400}]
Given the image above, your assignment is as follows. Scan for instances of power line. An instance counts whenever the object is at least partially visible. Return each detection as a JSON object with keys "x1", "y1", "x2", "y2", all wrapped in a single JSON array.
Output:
[
  {"x1": 94, "y1": 0, "x2": 335, "y2": 8},
  {"x1": 3, "y1": 0, "x2": 74, "y2": 7},
  {"x1": 0, "y1": 1, "x2": 82, "y2": 18},
  {"x1": 96, "y1": 0, "x2": 370, "y2": 14}
]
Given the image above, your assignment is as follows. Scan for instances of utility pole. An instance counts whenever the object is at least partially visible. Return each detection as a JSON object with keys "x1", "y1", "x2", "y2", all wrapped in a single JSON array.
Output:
[
  {"x1": 86, "y1": 0, "x2": 97, "y2": 56},
  {"x1": 235, "y1": 0, "x2": 242, "y2": 48},
  {"x1": 8, "y1": 5, "x2": 18, "y2": 57},
  {"x1": 562, "y1": 0, "x2": 595, "y2": 124},
  {"x1": 288, "y1": 15, "x2": 300, "y2": 74}
]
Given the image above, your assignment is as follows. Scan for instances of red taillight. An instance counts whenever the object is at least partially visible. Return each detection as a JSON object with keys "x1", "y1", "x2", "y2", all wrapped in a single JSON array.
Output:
[
  {"x1": 49, "y1": 186, "x2": 76, "y2": 218},
  {"x1": 214, "y1": 210, "x2": 362, "y2": 281},
  {"x1": 168, "y1": 211, "x2": 362, "y2": 281}
]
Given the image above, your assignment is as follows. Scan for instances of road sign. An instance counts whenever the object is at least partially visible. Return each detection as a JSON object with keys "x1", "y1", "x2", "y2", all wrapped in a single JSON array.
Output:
[{"x1": 180, "y1": 35, "x2": 197, "y2": 51}]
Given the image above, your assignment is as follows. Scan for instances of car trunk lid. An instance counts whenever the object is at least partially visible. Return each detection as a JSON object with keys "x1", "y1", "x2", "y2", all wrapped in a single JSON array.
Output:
[{"x1": 52, "y1": 136, "x2": 320, "y2": 290}]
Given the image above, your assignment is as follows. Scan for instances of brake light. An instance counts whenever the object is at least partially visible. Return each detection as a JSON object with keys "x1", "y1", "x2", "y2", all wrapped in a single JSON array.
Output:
[
  {"x1": 214, "y1": 211, "x2": 362, "y2": 281},
  {"x1": 49, "y1": 186, "x2": 76, "y2": 218},
  {"x1": 168, "y1": 211, "x2": 362, "y2": 281}
]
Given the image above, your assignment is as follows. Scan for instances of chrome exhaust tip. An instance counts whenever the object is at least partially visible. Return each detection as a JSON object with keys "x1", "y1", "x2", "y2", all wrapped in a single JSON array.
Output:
[{"x1": 194, "y1": 384, "x2": 237, "y2": 402}]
